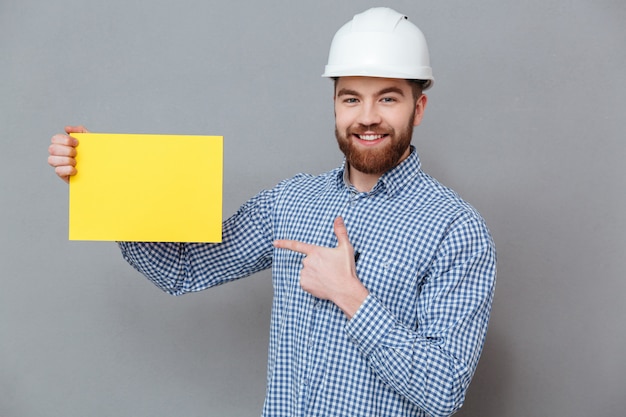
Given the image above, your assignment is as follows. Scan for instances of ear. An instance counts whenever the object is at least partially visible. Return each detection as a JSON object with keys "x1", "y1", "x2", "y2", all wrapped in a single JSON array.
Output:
[{"x1": 413, "y1": 94, "x2": 428, "y2": 126}]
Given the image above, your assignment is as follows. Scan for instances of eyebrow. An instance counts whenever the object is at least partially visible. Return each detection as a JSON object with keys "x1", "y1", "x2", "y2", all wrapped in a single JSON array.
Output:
[
  {"x1": 378, "y1": 86, "x2": 406, "y2": 97},
  {"x1": 336, "y1": 86, "x2": 406, "y2": 98},
  {"x1": 336, "y1": 88, "x2": 360, "y2": 97}
]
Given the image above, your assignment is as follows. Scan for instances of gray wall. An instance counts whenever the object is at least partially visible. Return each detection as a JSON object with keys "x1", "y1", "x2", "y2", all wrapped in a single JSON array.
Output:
[{"x1": 2, "y1": 0, "x2": 624, "y2": 416}]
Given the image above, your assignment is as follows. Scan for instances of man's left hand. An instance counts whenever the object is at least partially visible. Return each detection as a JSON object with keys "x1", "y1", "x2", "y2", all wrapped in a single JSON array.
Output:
[{"x1": 273, "y1": 217, "x2": 369, "y2": 319}]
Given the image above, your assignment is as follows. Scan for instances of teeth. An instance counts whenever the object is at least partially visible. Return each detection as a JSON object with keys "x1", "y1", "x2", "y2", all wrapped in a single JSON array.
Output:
[{"x1": 358, "y1": 134, "x2": 384, "y2": 141}]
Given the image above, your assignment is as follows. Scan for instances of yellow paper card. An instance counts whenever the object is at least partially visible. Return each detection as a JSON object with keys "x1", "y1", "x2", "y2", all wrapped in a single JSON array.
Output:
[{"x1": 69, "y1": 133, "x2": 223, "y2": 242}]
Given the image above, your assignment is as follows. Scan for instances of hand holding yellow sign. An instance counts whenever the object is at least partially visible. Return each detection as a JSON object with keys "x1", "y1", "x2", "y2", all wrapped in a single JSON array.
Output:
[{"x1": 69, "y1": 133, "x2": 223, "y2": 242}]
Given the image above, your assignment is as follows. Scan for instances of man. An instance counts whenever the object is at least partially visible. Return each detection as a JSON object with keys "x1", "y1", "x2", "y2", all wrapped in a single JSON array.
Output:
[{"x1": 48, "y1": 8, "x2": 496, "y2": 417}]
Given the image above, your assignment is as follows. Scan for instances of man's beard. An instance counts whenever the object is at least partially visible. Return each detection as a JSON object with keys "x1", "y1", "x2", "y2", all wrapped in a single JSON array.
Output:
[{"x1": 335, "y1": 117, "x2": 414, "y2": 175}]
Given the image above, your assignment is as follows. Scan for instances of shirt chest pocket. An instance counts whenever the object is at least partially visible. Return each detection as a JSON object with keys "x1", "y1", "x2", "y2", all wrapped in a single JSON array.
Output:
[{"x1": 356, "y1": 252, "x2": 421, "y2": 326}]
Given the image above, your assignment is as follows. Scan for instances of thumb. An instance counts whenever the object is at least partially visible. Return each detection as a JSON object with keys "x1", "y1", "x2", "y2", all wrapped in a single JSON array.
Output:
[{"x1": 333, "y1": 216, "x2": 352, "y2": 249}]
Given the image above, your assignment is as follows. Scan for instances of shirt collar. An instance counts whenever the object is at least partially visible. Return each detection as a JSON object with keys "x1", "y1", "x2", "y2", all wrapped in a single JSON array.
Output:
[{"x1": 336, "y1": 145, "x2": 422, "y2": 198}]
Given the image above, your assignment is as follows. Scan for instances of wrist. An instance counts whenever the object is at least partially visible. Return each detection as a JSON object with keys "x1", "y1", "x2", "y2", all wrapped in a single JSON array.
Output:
[{"x1": 335, "y1": 281, "x2": 369, "y2": 319}]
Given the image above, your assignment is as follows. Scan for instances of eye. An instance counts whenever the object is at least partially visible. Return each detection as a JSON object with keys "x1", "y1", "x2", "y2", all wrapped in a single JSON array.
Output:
[
  {"x1": 380, "y1": 97, "x2": 397, "y2": 103},
  {"x1": 343, "y1": 97, "x2": 359, "y2": 104}
]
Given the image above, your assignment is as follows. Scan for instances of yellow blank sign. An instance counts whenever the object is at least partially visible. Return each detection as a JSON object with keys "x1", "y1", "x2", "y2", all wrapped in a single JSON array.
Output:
[{"x1": 69, "y1": 133, "x2": 223, "y2": 242}]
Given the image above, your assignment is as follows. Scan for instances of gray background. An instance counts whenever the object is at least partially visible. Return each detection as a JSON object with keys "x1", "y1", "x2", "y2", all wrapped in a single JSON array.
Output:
[{"x1": 1, "y1": 0, "x2": 625, "y2": 416}]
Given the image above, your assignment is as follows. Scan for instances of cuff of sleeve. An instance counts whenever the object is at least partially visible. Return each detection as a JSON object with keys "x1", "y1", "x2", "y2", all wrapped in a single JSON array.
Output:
[{"x1": 344, "y1": 293, "x2": 396, "y2": 358}]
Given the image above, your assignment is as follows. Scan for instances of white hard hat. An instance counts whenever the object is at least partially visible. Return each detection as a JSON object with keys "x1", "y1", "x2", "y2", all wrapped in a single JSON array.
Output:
[{"x1": 322, "y1": 7, "x2": 434, "y2": 89}]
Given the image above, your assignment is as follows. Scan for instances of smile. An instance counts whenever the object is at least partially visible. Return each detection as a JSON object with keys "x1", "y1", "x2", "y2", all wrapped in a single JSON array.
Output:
[{"x1": 356, "y1": 133, "x2": 388, "y2": 141}]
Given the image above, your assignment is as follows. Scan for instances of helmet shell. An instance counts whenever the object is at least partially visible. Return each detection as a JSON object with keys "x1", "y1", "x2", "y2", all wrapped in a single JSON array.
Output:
[{"x1": 322, "y1": 7, "x2": 434, "y2": 89}]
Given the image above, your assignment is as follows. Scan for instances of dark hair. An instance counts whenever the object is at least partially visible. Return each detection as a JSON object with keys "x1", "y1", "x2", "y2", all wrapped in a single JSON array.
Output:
[{"x1": 407, "y1": 79, "x2": 427, "y2": 100}]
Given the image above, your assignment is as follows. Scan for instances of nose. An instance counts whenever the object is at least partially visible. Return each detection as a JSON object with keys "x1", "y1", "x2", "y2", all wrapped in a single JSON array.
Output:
[{"x1": 357, "y1": 102, "x2": 382, "y2": 127}]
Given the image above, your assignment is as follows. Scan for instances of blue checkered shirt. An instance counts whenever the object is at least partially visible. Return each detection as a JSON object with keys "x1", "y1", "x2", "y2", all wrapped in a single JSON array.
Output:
[{"x1": 119, "y1": 147, "x2": 496, "y2": 417}]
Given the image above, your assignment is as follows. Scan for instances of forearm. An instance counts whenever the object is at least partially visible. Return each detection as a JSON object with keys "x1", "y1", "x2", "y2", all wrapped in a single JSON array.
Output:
[
  {"x1": 117, "y1": 192, "x2": 276, "y2": 295},
  {"x1": 347, "y1": 295, "x2": 493, "y2": 417},
  {"x1": 346, "y1": 294, "x2": 477, "y2": 417}
]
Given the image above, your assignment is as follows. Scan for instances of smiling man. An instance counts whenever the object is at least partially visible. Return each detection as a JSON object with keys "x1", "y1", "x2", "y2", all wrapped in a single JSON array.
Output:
[
  {"x1": 48, "y1": 7, "x2": 496, "y2": 417},
  {"x1": 334, "y1": 76, "x2": 427, "y2": 190}
]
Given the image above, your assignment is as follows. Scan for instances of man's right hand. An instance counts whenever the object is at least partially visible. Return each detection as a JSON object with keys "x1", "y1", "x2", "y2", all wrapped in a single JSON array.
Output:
[{"x1": 48, "y1": 125, "x2": 88, "y2": 183}]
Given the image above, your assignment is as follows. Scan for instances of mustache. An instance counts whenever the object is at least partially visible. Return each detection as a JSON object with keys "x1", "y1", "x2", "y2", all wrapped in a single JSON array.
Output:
[{"x1": 346, "y1": 124, "x2": 392, "y2": 135}]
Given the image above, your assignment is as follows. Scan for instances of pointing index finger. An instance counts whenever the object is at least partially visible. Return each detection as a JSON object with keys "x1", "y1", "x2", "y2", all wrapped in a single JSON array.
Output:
[{"x1": 273, "y1": 239, "x2": 315, "y2": 255}]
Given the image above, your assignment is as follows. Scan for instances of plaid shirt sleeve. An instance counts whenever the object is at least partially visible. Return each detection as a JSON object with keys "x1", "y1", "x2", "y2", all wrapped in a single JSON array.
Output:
[
  {"x1": 345, "y1": 213, "x2": 496, "y2": 417},
  {"x1": 118, "y1": 185, "x2": 278, "y2": 295}
]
